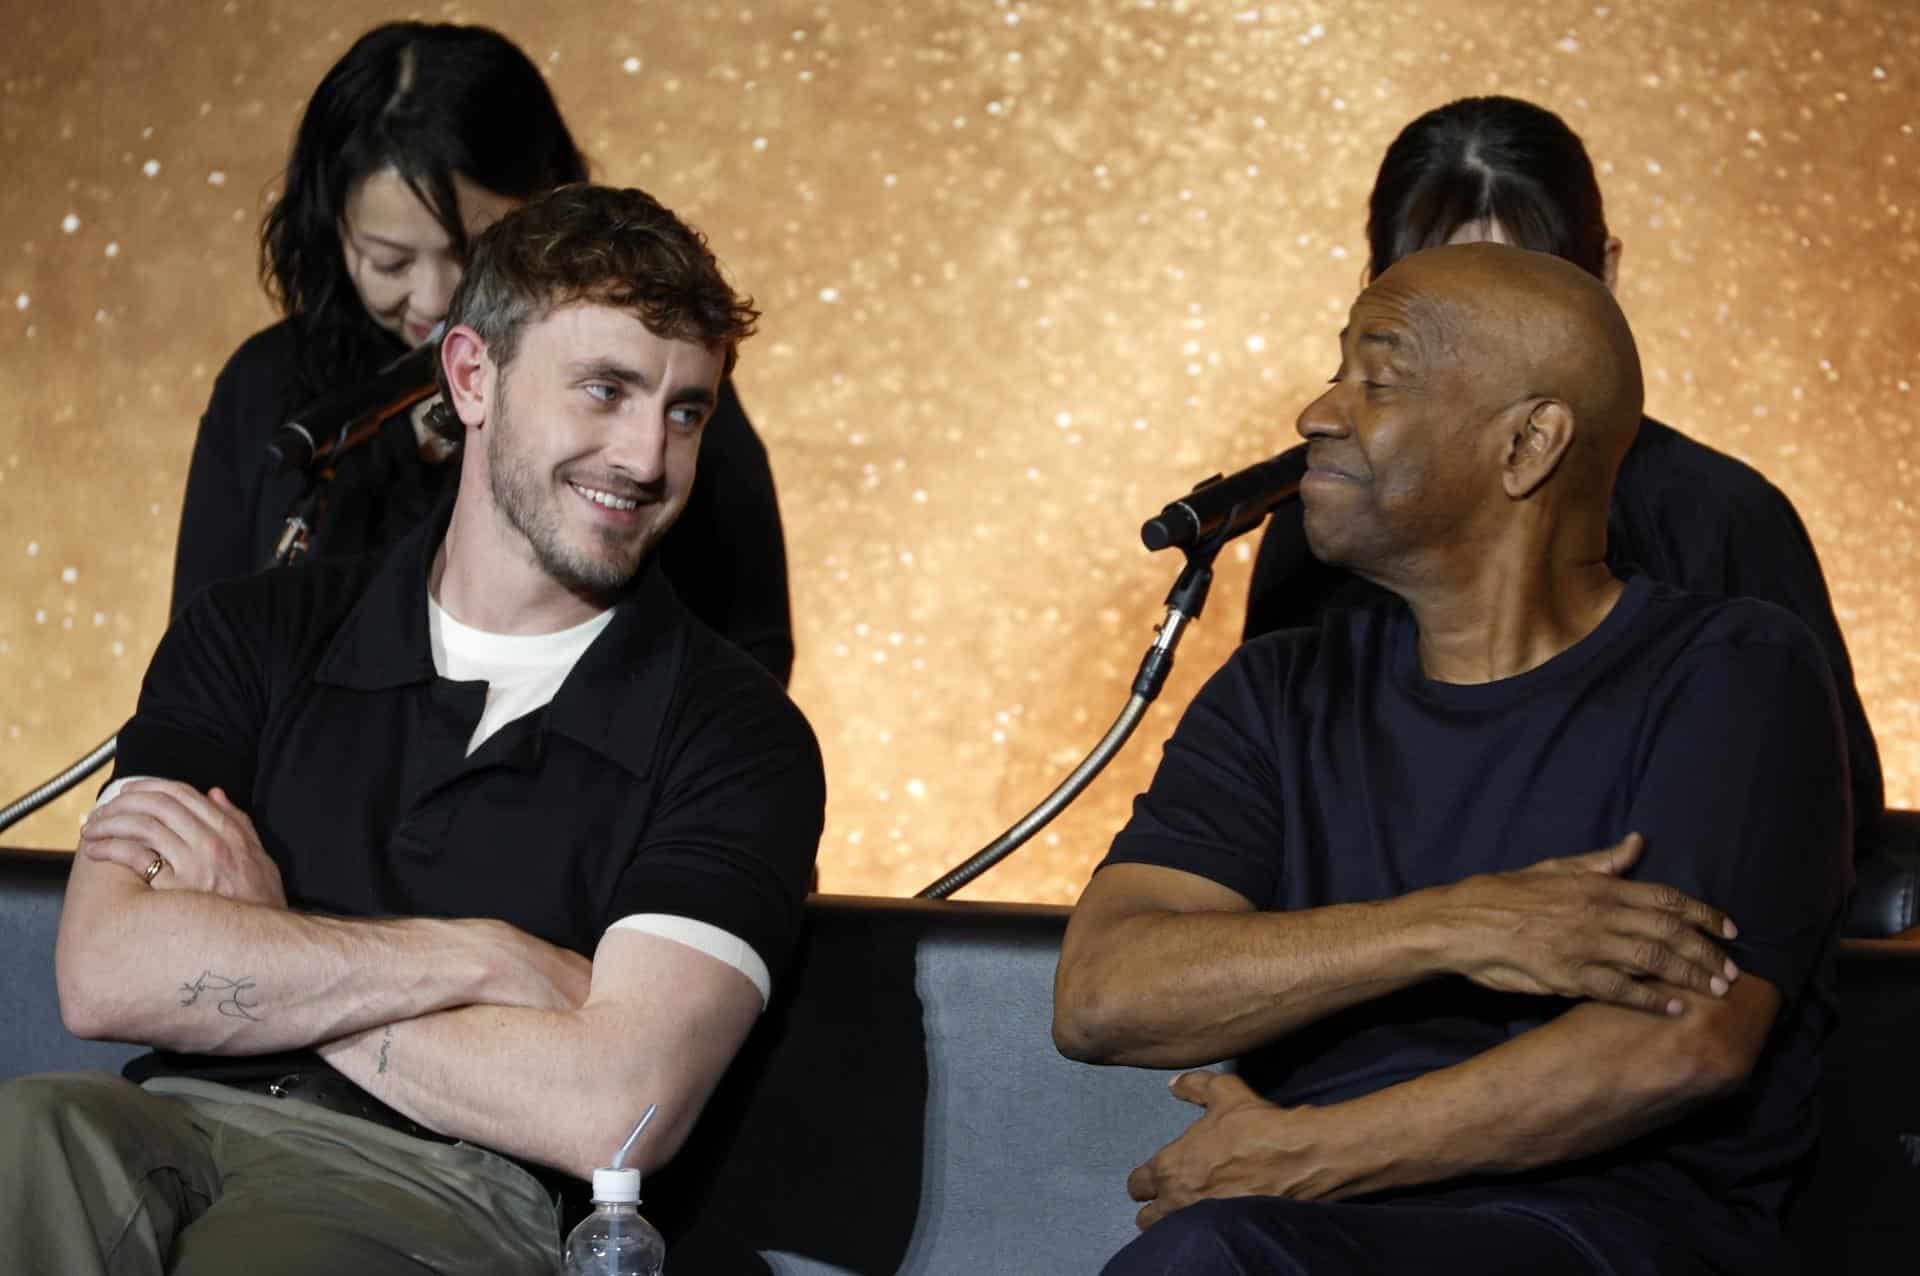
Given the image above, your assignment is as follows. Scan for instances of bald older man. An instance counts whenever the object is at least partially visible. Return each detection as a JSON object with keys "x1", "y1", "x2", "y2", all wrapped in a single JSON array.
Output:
[{"x1": 1055, "y1": 244, "x2": 1851, "y2": 1275}]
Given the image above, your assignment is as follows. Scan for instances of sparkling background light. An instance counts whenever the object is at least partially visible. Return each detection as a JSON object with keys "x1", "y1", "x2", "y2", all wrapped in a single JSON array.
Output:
[{"x1": 3, "y1": 1, "x2": 1915, "y2": 903}]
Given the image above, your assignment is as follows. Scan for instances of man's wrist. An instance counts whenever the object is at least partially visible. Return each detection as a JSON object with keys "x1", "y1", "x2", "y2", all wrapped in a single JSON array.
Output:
[
  {"x1": 445, "y1": 917, "x2": 520, "y2": 1004},
  {"x1": 377, "y1": 916, "x2": 511, "y2": 1008},
  {"x1": 1301, "y1": 1090, "x2": 1423, "y2": 1199},
  {"x1": 1375, "y1": 887, "x2": 1473, "y2": 983}
]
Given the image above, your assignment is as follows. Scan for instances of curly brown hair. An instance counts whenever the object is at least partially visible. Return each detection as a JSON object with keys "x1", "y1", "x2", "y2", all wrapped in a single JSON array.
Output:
[{"x1": 437, "y1": 184, "x2": 759, "y2": 419}]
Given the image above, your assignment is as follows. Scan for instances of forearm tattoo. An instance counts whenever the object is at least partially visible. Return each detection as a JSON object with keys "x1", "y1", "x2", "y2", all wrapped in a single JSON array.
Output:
[
  {"x1": 376, "y1": 1025, "x2": 395, "y2": 1075},
  {"x1": 178, "y1": 971, "x2": 264, "y2": 1022}
]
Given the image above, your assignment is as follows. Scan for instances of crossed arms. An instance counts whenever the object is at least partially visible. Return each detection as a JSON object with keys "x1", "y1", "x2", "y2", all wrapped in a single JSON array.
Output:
[
  {"x1": 1054, "y1": 846, "x2": 1778, "y2": 1225},
  {"x1": 1053, "y1": 630, "x2": 1850, "y2": 1228},
  {"x1": 57, "y1": 779, "x2": 762, "y2": 1177}
]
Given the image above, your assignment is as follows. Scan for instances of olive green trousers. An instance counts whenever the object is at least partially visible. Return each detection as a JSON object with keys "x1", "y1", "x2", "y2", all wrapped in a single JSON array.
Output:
[{"x1": 0, "y1": 1072, "x2": 561, "y2": 1275}]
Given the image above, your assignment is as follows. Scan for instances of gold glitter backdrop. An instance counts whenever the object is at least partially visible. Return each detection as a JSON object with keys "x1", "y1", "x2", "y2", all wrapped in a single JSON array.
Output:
[{"x1": 3, "y1": 1, "x2": 1916, "y2": 903}]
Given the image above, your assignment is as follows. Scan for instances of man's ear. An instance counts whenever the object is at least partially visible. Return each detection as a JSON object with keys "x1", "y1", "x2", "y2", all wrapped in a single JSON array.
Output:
[
  {"x1": 440, "y1": 325, "x2": 495, "y2": 432},
  {"x1": 1501, "y1": 399, "x2": 1575, "y2": 499}
]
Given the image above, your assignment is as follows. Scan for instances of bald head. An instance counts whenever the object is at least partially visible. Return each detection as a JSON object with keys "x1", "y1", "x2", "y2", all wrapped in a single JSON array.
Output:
[
  {"x1": 1295, "y1": 241, "x2": 1645, "y2": 586},
  {"x1": 1370, "y1": 241, "x2": 1643, "y2": 485}
]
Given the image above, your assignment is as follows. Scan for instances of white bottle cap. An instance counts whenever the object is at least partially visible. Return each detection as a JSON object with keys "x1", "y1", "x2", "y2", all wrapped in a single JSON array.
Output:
[{"x1": 592, "y1": 1167, "x2": 641, "y2": 1204}]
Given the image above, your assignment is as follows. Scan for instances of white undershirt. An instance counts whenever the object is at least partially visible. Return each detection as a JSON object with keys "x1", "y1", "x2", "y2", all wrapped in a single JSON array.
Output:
[
  {"x1": 427, "y1": 598, "x2": 614, "y2": 755},
  {"x1": 100, "y1": 595, "x2": 773, "y2": 1007}
]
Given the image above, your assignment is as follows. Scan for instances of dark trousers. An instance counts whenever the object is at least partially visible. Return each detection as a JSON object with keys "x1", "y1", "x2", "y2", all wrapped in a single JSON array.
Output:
[{"x1": 1101, "y1": 1192, "x2": 1716, "y2": 1276}]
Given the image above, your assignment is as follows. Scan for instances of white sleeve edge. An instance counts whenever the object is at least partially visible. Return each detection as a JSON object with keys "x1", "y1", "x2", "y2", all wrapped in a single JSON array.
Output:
[
  {"x1": 92, "y1": 775, "x2": 156, "y2": 810},
  {"x1": 605, "y1": 913, "x2": 772, "y2": 1009}
]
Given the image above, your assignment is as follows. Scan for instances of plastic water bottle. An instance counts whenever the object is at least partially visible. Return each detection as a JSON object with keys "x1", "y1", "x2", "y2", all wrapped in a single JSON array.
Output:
[{"x1": 560, "y1": 1165, "x2": 665, "y2": 1275}]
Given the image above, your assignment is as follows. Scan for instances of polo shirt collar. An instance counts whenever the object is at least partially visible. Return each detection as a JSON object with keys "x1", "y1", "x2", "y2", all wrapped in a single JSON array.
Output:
[
  {"x1": 544, "y1": 565, "x2": 684, "y2": 780},
  {"x1": 313, "y1": 504, "x2": 445, "y2": 692},
  {"x1": 314, "y1": 501, "x2": 686, "y2": 780}
]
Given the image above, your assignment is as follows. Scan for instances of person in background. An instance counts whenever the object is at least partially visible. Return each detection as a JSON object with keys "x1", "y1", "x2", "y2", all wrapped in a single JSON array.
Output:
[
  {"x1": 173, "y1": 20, "x2": 795, "y2": 684},
  {"x1": 1, "y1": 184, "x2": 823, "y2": 1274},
  {"x1": 1243, "y1": 95, "x2": 1881, "y2": 848}
]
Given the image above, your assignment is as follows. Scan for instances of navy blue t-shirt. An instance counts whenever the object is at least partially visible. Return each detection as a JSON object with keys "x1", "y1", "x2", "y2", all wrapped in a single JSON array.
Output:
[{"x1": 1103, "y1": 577, "x2": 1852, "y2": 1263}]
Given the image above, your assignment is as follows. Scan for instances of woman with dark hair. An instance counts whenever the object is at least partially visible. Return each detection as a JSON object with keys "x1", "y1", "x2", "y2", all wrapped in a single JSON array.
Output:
[
  {"x1": 1364, "y1": 96, "x2": 1617, "y2": 284},
  {"x1": 171, "y1": 21, "x2": 795, "y2": 683},
  {"x1": 1244, "y1": 95, "x2": 1882, "y2": 843}
]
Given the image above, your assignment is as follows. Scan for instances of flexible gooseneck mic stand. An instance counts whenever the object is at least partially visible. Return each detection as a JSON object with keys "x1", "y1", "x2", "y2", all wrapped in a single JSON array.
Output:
[
  {"x1": 915, "y1": 533, "x2": 1228, "y2": 899},
  {"x1": 0, "y1": 383, "x2": 437, "y2": 836},
  {"x1": 0, "y1": 501, "x2": 329, "y2": 836},
  {"x1": 918, "y1": 446, "x2": 1306, "y2": 899}
]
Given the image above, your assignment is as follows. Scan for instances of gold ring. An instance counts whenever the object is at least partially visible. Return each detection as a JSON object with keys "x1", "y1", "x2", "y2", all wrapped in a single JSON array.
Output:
[{"x1": 142, "y1": 854, "x2": 168, "y2": 885}]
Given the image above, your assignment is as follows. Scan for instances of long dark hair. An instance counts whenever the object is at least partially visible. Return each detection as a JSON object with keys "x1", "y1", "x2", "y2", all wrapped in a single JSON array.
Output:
[
  {"x1": 260, "y1": 22, "x2": 589, "y2": 396},
  {"x1": 1367, "y1": 96, "x2": 1610, "y2": 282}
]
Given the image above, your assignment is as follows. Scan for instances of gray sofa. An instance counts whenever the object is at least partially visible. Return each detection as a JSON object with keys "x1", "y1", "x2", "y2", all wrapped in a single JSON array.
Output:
[{"x1": 4, "y1": 841, "x2": 1917, "y2": 1274}]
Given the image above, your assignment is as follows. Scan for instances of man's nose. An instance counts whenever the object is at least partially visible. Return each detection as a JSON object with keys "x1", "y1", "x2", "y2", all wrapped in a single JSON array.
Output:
[
  {"x1": 1296, "y1": 384, "x2": 1350, "y2": 442},
  {"x1": 603, "y1": 410, "x2": 671, "y2": 482}
]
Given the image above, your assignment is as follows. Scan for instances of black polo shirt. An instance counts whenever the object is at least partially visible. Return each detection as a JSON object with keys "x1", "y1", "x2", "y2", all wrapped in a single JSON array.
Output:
[{"x1": 115, "y1": 505, "x2": 824, "y2": 972}]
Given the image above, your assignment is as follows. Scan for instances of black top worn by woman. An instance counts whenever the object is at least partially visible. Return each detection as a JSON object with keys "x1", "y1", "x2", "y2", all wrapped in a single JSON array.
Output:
[
  {"x1": 171, "y1": 319, "x2": 796, "y2": 685},
  {"x1": 1244, "y1": 417, "x2": 1884, "y2": 844}
]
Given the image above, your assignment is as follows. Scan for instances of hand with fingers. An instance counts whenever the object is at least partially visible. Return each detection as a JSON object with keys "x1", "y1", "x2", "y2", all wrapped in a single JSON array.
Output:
[
  {"x1": 1126, "y1": 1071, "x2": 1354, "y2": 1229},
  {"x1": 79, "y1": 780, "x2": 286, "y2": 908},
  {"x1": 1434, "y1": 833, "x2": 1739, "y2": 1015}
]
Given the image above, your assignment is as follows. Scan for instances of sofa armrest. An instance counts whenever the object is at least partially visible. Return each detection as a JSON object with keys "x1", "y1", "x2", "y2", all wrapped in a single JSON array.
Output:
[
  {"x1": 1845, "y1": 809, "x2": 1920, "y2": 939},
  {"x1": 1787, "y1": 933, "x2": 1920, "y2": 1268}
]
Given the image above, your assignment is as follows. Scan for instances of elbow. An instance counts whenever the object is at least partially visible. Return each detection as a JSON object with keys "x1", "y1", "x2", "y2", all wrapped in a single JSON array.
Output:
[
  {"x1": 57, "y1": 985, "x2": 116, "y2": 1042},
  {"x1": 1051, "y1": 960, "x2": 1131, "y2": 1065},
  {"x1": 640, "y1": 1123, "x2": 695, "y2": 1176},
  {"x1": 623, "y1": 1097, "x2": 698, "y2": 1176},
  {"x1": 57, "y1": 975, "x2": 149, "y2": 1046},
  {"x1": 566, "y1": 1073, "x2": 709, "y2": 1181},
  {"x1": 54, "y1": 934, "x2": 122, "y2": 1042},
  {"x1": 1051, "y1": 1010, "x2": 1101, "y2": 1064},
  {"x1": 1051, "y1": 997, "x2": 1108, "y2": 1064},
  {"x1": 55, "y1": 933, "x2": 214, "y2": 1053}
]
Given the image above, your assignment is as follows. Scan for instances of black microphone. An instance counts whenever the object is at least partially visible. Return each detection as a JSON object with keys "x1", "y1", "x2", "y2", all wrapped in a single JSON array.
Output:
[
  {"x1": 266, "y1": 333, "x2": 445, "y2": 474},
  {"x1": 1139, "y1": 444, "x2": 1308, "y2": 552}
]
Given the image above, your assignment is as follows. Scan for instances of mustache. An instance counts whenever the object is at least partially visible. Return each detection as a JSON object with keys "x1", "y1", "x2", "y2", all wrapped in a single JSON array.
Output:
[{"x1": 1304, "y1": 444, "x2": 1367, "y2": 481}]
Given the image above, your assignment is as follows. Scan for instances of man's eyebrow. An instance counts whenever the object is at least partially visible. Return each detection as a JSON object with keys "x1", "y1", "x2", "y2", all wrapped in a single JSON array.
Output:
[
  {"x1": 666, "y1": 384, "x2": 718, "y2": 409},
  {"x1": 1336, "y1": 324, "x2": 1405, "y2": 350},
  {"x1": 565, "y1": 359, "x2": 720, "y2": 408},
  {"x1": 566, "y1": 358, "x2": 651, "y2": 386}
]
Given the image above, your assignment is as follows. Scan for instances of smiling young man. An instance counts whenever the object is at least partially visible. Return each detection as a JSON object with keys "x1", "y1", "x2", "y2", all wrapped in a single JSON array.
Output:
[
  {"x1": 0, "y1": 185, "x2": 824, "y2": 1275},
  {"x1": 1055, "y1": 244, "x2": 1851, "y2": 1275}
]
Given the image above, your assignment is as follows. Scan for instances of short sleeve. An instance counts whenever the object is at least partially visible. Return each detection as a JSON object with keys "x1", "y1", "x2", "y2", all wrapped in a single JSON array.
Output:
[
  {"x1": 1101, "y1": 641, "x2": 1293, "y2": 907},
  {"x1": 113, "y1": 585, "x2": 269, "y2": 809},
  {"x1": 601, "y1": 657, "x2": 824, "y2": 985},
  {"x1": 1624, "y1": 622, "x2": 1852, "y2": 1000}
]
